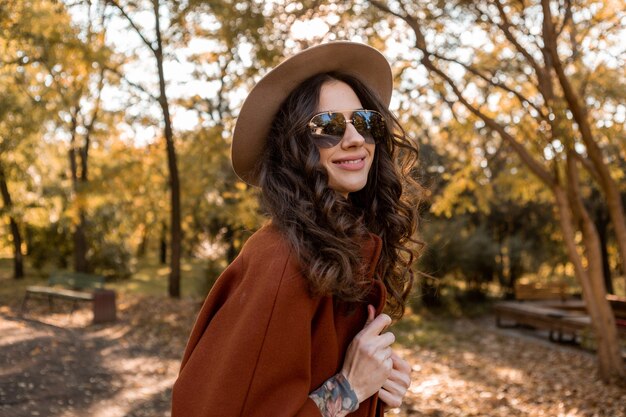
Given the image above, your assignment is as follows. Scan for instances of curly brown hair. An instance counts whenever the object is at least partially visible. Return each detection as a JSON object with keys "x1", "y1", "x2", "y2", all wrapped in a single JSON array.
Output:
[{"x1": 257, "y1": 72, "x2": 420, "y2": 319}]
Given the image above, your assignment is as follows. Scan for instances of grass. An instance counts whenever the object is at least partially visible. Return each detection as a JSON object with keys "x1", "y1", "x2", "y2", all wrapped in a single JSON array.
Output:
[
  {"x1": 0, "y1": 256, "x2": 215, "y2": 311},
  {"x1": 391, "y1": 310, "x2": 459, "y2": 351},
  {"x1": 106, "y1": 257, "x2": 211, "y2": 298}
]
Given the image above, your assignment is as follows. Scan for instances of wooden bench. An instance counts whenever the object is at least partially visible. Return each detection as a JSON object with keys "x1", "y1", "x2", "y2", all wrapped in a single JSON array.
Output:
[
  {"x1": 514, "y1": 281, "x2": 569, "y2": 301},
  {"x1": 539, "y1": 296, "x2": 626, "y2": 319},
  {"x1": 494, "y1": 297, "x2": 626, "y2": 343},
  {"x1": 494, "y1": 301, "x2": 589, "y2": 342},
  {"x1": 21, "y1": 271, "x2": 116, "y2": 324}
]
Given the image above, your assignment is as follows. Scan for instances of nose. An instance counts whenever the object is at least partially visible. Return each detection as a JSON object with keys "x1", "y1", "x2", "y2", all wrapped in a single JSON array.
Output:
[{"x1": 340, "y1": 121, "x2": 365, "y2": 148}]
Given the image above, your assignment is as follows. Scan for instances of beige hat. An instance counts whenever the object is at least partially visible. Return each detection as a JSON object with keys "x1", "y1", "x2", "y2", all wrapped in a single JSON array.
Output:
[{"x1": 231, "y1": 41, "x2": 393, "y2": 186}]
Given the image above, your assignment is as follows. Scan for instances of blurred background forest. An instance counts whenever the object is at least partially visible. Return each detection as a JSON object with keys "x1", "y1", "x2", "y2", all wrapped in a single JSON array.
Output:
[
  {"x1": 2, "y1": 0, "x2": 624, "y2": 300},
  {"x1": 1, "y1": 0, "x2": 626, "y2": 404}
]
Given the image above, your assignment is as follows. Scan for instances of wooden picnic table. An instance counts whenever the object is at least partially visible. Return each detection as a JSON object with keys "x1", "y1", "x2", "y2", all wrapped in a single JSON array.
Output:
[
  {"x1": 494, "y1": 301, "x2": 590, "y2": 342},
  {"x1": 494, "y1": 297, "x2": 626, "y2": 344}
]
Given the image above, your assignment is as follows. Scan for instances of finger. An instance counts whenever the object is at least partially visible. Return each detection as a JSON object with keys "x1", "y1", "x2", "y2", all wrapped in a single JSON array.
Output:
[
  {"x1": 378, "y1": 387, "x2": 402, "y2": 408},
  {"x1": 391, "y1": 352, "x2": 411, "y2": 373},
  {"x1": 364, "y1": 304, "x2": 376, "y2": 326},
  {"x1": 381, "y1": 377, "x2": 405, "y2": 396},
  {"x1": 384, "y1": 357, "x2": 393, "y2": 373},
  {"x1": 383, "y1": 371, "x2": 411, "y2": 397},
  {"x1": 375, "y1": 346, "x2": 393, "y2": 362},
  {"x1": 372, "y1": 331, "x2": 395, "y2": 349},
  {"x1": 377, "y1": 388, "x2": 393, "y2": 405},
  {"x1": 395, "y1": 369, "x2": 412, "y2": 389},
  {"x1": 361, "y1": 313, "x2": 392, "y2": 337},
  {"x1": 384, "y1": 369, "x2": 411, "y2": 391}
]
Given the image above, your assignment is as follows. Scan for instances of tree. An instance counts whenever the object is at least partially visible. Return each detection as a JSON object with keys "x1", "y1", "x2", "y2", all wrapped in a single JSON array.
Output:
[
  {"x1": 104, "y1": 0, "x2": 184, "y2": 296},
  {"x1": 362, "y1": 0, "x2": 625, "y2": 382},
  {"x1": 0, "y1": 0, "x2": 78, "y2": 278},
  {"x1": 0, "y1": 165, "x2": 23, "y2": 278},
  {"x1": 51, "y1": 1, "x2": 112, "y2": 273},
  {"x1": 101, "y1": 0, "x2": 290, "y2": 294}
]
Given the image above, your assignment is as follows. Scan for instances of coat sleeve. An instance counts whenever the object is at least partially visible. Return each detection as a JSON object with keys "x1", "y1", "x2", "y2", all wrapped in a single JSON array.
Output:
[{"x1": 171, "y1": 238, "x2": 322, "y2": 417}]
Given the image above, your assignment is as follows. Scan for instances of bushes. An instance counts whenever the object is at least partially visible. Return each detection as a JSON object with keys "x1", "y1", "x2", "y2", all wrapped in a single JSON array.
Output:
[
  {"x1": 26, "y1": 222, "x2": 73, "y2": 270},
  {"x1": 25, "y1": 217, "x2": 132, "y2": 279}
]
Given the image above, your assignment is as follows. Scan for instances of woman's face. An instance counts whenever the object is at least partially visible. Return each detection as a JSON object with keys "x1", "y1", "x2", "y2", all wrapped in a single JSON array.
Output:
[{"x1": 315, "y1": 80, "x2": 376, "y2": 197}]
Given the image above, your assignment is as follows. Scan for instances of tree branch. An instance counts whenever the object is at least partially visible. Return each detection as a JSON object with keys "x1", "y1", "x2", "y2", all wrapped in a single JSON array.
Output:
[
  {"x1": 102, "y1": 63, "x2": 158, "y2": 101},
  {"x1": 369, "y1": 0, "x2": 427, "y2": 50},
  {"x1": 105, "y1": 0, "x2": 156, "y2": 53},
  {"x1": 492, "y1": 0, "x2": 543, "y2": 77},
  {"x1": 81, "y1": 67, "x2": 106, "y2": 182},
  {"x1": 370, "y1": 0, "x2": 555, "y2": 188},
  {"x1": 429, "y1": 50, "x2": 549, "y2": 122},
  {"x1": 557, "y1": 0, "x2": 573, "y2": 37},
  {"x1": 424, "y1": 58, "x2": 554, "y2": 187}
]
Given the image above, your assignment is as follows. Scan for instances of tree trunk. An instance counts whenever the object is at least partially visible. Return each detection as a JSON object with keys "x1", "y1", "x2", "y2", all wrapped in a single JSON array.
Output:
[
  {"x1": 105, "y1": 0, "x2": 182, "y2": 296},
  {"x1": 598, "y1": 220, "x2": 614, "y2": 295},
  {"x1": 66, "y1": 65, "x2": 102, "y2": 274},
  {"x1": 540, "y1": 0, "x2": 626, "y2": 283},
  {"x1": 68, "y1": 110, "x2": 88, "y2": 273},
  {"x1": 160, "y1": 220, "x2": 167, "y2": 265},
  {"x1": 152, "y1": 0, "x2": 181, "y2": 298},
  {"x1": 73, "y1": 211, "x2": 88, "y2": 272},
  {"x1": 0, "y1": 163, "x2": 24, "y2": 279},
  {"x1": 9, "y1": 217, "x2": 24, "y2": 278},
  {"x1": 592, "y1": 192, "x2": 613, "y2": 294},
  {"x1": 558, "y1": 156, "x2": 624, "y2": 381}
]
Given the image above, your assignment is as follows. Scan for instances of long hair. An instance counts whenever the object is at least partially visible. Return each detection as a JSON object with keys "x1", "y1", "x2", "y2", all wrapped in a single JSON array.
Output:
[{"x1": 258, "y1": 72, "x2": 421, "y2": 319}]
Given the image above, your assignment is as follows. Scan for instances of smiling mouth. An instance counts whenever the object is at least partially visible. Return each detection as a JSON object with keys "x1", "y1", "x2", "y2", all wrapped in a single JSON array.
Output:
[{"x1": 333, "y1": 157, "x2": 365, "y2": 165}]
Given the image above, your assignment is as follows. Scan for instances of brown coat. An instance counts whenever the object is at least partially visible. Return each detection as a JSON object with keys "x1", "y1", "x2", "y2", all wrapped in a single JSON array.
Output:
[{"x1": 171, "y1": 223, "x2": 387, "y2": 417}]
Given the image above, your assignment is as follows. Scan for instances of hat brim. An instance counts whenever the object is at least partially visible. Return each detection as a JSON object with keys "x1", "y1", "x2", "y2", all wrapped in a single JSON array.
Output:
[{"x1": 231, "y1": 41, "x2": 393, "y2": 187}]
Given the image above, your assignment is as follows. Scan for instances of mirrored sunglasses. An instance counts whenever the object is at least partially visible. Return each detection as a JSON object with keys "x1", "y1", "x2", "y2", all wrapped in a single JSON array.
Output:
[{"x1": 307, "y1": 109, "x2": 386, "y2": 149}]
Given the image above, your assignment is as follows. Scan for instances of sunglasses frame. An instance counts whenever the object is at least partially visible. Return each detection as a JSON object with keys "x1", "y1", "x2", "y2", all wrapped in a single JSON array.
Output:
[{"x1": 307, "y1": 109, "x2": 386, "y2": 148}]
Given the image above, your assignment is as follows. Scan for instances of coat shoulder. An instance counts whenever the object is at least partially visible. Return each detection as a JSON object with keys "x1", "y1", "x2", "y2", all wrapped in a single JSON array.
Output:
[
  {"x1": 240, "y1": 224, "x2": 297, "y2": 269},
  {"x1": 239, "y1": 223, "x2": 291, "y2": 260},
  {"x1": 236, "y1": 223, "x2": 308, "y2": 293}
]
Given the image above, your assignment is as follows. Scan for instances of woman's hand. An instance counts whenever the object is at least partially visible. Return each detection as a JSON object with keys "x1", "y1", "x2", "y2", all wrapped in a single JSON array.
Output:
[
  {"x1": 340, "y1": 305, "x2": 395, "y2": 403},
  {"x1": 378, "y1": 352, "x2": 411, "y2": 408}
]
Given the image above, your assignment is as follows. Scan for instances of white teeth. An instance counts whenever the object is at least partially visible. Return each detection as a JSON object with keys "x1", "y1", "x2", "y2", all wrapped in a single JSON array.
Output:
[{"x1": 337, "y1": 158, "x2": 363, "y2": 164}]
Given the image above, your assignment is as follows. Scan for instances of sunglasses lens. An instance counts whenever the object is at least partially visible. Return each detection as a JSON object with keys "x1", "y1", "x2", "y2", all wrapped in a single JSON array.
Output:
[
  {"x1": 309, "y1": 113, "x2": 346, "y2": 148},
  {"x1": 352, "y1": 111, "x2": 385, "y2": 144},
  {"x1": 309, "y1": 110, "x2": 386, "y2": 148}
]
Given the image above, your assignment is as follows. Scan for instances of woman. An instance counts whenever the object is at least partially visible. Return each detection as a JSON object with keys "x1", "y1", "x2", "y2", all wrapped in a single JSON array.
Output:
[{"x1": 172, "y1": 41, "x2": 420, "y2": 417}]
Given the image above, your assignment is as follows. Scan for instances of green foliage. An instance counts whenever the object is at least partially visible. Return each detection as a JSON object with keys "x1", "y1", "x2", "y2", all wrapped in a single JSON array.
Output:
[
  {"x1": 26, "y1": 222, "x2": 73, "y2": 270},
  {"x1": 24, "y1": 212, "x2": 133, "y2": 278},
  {"x1": 87, "y1": 240, "x2": 132, "y2": 279},
  {"x1": 84, "y1": 204, "x2": 133, "y2": 278},
  {"x1": 177, "y1": 125, "x2": 263, "y2": 259}
]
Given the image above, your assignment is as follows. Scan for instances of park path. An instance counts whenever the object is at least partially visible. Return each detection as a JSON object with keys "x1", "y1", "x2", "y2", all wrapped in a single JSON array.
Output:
[
  {"x1": 394, "y1": 317, "x2": 625, "y2": 416},
  {"x1": 1, "y1": 296, "x2": 625, "y2": 417},
  {"x1": 0, "y1": 313, "x2": 176, "y2": 417},
  {"x1": 0, "y1": 294, "x2": 193, "y2": 417}
]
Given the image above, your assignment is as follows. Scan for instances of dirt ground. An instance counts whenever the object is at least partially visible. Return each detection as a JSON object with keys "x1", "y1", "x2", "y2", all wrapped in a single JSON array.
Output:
[{"x1": 0, "y1": 295, "x2": 624, "y2": 417}]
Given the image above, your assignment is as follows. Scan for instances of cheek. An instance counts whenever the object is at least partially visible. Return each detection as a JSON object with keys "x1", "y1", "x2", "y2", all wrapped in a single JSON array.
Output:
[
  {"x1": 317, "y1": 148, "x2": 333, "y2": 167},
  {"x1": 367, "y1": 144, "x2": 376, "y2": 168}
]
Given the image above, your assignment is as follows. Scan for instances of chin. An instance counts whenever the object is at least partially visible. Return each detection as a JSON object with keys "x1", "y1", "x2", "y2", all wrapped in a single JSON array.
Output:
[{"x1": 331, "y1": 182, "x2": 368, "y2": 196}]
